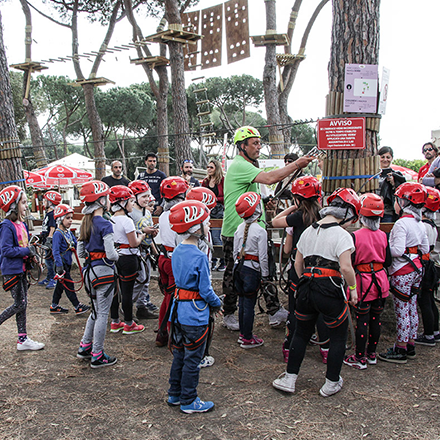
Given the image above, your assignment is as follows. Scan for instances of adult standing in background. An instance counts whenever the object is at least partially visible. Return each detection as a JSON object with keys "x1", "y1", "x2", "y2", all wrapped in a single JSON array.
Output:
[
  {"x1": 101, "y1": 161, "x2": 130, "y2": 188},
  {"x1": 202, "y1": 159, "x2": 225, "y2": 271},
  {"x1": 418, "y1": 142, "x2": 438, "y2": 183},
  {"x1": 377, "y1": 146, "x2": 405, "y2": 222},
  {"x1": 181, "y1": 159, "x2": 201, "y2": 188},
  {"x1": 138, "y1": 153, "x2": 167, "y2": 216},
  {"x1": 221, "y1": 126, "x2": 314, "y2": 331}
]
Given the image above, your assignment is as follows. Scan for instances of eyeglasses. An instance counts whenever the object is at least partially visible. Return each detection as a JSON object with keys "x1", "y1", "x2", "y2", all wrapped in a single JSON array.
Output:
[
  {"x1": 207, "y1": 165, "x2": 215, "y2": 169},
  {"x1": 424, "y1": 148, "x2": 434, "y2": 153},
  {"x1": 183, "y1": 159, "x2": 194, "y2": 164},
  {"x1": 285, "y1": 159, "x2": 294, "y2": 164}
]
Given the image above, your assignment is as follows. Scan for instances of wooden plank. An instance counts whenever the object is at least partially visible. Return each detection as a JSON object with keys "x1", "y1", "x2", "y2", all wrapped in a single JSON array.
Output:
[
  {"x1": 224, "y1": 0, "x2": 251, "y2": 64},
  {"x1": 182, "y1": 10, "x2": 200, "y2": 70},
  {"x1": 201, "y1": 3, "x2": 223, "y2": 69}
]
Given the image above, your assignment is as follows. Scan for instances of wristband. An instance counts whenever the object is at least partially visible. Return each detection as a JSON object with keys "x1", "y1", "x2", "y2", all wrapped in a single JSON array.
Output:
[{"x1": 348, "y1": 284, "x2": 357, "y2": 290}]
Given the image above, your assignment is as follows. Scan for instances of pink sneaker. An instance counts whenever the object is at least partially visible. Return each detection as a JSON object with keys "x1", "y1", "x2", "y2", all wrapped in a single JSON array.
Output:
[
  {"x1": 240, "y1": 335, "x2": 264, "y2": 349},
  {"x1": 320, "y1": 347, "x2": 329, "y2": 364},
  {"x1": 110, "y1": 321, "x2": 124, "y2": 333},
  {"x1": 282, "y1": 347, "x2": 289, "y2": 363},
  {"x1": 123, "y1": 322, "x2": 145, "y2": 334}
]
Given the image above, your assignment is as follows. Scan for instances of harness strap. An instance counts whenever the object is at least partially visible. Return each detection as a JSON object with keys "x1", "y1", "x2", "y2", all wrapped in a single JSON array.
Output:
[
  {"x1": 406, "y1": 246, "x2": 418, "y2": 254},
  {"x1": 116, "y1": 243, "x2": 131, "y2": 249},
  {"x1": 3, "y1": 274, "x2": 21, "y2": 292},
  {"x1": 244, "y1": 254, "x2": 259, "y2": 262},
  {"x1": 119, "y1": 272, "x2": 138, "y2": 282},
  {"x1": 174, "y1": 288, "x2": 203, "y2": 301},
  {"x1": 90, "y1": 252, "x2": 107, "y2": 260},
  {"x1": 324, "y1": 303, "x2": 349, "y2": 328},
  {"x1": 303, "y1": 267, "x2": 341, "y2": 279},
  {"x1": 294, "y1": 310, "x2": 317, "y2": 321},
  {"x1": 355, "y1": 262, "x2": 384, "y2": 273},
  {"x1": 390, "y1": 284, "x2": 418, "y2": 303}
]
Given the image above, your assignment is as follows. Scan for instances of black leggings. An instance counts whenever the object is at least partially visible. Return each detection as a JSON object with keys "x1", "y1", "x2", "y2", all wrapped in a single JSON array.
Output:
[
  {"x1": 354, "y1": 298, "x2": 385, "y2": 358},
  {"x1": 0, "y1": 274, "x2": 27, "y2": 335},
  {"x1": 418, "y1": 286, "x2": 439, "y2": 336},
  {"x1": 111, "y1": 255, "x2": 139, "y2": 323},
  {"x1": 52, "y1": 264, "x2": 80, "y2": 308},
  {"x1": 287, "y1": 279, "x2": 348, "y2": 382}
]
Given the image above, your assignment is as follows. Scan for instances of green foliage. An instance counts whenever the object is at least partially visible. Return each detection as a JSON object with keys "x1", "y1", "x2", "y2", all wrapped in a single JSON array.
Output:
[
  {"x1": 291, "y1": 122, "x2": 317, "y2": 155},
  {"x1": 393, "y1": 158, "x2": 426, "y2": 173}
]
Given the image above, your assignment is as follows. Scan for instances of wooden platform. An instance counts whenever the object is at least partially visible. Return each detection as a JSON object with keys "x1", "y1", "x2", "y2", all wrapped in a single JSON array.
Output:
[
  {"x1": 10, "y1": 61, "x2": 48, "y2": 72},
  {"x1": 68, "y1": 77, "x2": 115, "y2": 87},
  {"x1": 144, "y1": 29, "x2": 202, "y2": 46},
  {"x1": 130, "y1": 56, "x2": 170, "y2": 68},
  {"x1": 276, "y1": 53, "x2": 305, "y2": 66},
  {"x1": 251, "y1": 33, "x2": 290, "y2": 47}
]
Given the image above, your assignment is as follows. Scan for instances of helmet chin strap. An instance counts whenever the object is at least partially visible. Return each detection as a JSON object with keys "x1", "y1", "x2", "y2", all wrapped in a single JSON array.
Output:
[
  {"x1": 188, "y1": 222, "x2": 213, "y2": 252},
  {"x1": 238, "y1": 142, "x2": 258, "y2": 167},
  {"x1": 339, "y1": 205, "x2": 357, "y2": 226}
]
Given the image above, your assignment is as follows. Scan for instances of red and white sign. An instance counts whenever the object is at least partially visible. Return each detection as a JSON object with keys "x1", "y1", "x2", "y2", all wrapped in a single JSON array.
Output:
[{"x1": 317, "y1": 118, "x2": 365, "y2": 150}]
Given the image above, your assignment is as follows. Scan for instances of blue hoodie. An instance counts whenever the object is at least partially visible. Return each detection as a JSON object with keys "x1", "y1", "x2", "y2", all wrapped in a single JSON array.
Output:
[{"x1": 0, "y1": 219, "x2": 30, "y2": 275}]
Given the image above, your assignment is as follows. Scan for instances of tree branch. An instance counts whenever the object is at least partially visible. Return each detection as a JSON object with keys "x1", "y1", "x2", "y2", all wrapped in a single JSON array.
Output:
[{"x1": 26, "y1": 0, "x2": 71, "y2": 28}]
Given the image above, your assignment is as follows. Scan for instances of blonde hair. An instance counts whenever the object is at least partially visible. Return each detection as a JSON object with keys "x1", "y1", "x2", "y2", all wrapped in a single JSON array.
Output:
[
  {"x1": 206, "y1": 159, "x2": 223, "y2": 185},
  {"x1": 79, "y1": 214, "x2": 94, "y2": 242}
]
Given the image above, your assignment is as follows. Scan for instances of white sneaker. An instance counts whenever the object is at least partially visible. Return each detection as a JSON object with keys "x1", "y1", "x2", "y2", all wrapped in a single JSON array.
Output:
[
  {"x1": 199, "y1": 355, "x2": 215, "y2": 368},
  {"x1": 17, "y1": 338, "x2": 45, "y2": 351},
  {"x1": 319, "y1": 376, "x2": 343, "y2": 397},
  {"x1": 272, "y1": 372, "x2": 298, "y2": 393},
  {"x1": 269, "y1": 307, "x2": 288, "y2": 327},
  {"x1": 223, "y1": 314, "x2": 240, "y2": 331}
]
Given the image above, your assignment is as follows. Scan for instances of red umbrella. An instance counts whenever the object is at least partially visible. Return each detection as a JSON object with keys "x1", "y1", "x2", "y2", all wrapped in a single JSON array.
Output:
[
  {"x1": 23, "y1": 170, "x2": 50, "y2": 188},
  {"x1": 391, "y1": 165, "x2": 418, "y2": 181},
  {"x1": 35, "y1": 164, "x2": 93, "y2": 185}
]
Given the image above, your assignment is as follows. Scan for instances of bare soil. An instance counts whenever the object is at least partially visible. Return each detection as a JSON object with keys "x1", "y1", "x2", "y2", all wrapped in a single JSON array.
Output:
[{"x1": 0, "y1": 275, "x2": 439, "y2": 440}]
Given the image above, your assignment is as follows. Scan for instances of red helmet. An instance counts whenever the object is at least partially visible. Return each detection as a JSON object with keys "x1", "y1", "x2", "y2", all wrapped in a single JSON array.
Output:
[
  {"x1": 160, "y1": 176, "x2": 189, "y2": 200},
  {"x1": 0, "y1": 185, "x2": 23, "y2": 213},
  {"x1": 109, "y1": 185, "x2": 134, "y2": 204},
  {"x1": 44, "y1": 191, "x2": 62, "y2": 206},
  {"x1": 53, "y1": 204, "x2": 74, "y2": 220},
  {"x1": 291, "y1": 176, "x2": 321, "y2": 199},
  {"x1": 359, "y1": 193, "x2": 384, "y2": 217},
  {"x1": 327, "y1": 187, "x2": 361, "y2": 216},
  {"x1": 424, "y1": 186, "x2": 440, "y2": 212},
  {"x1": 169, "y1": 200, "x2": 210, "y2": 234},
  {"x1": 128, "y1": 180, "x2": 151, "y2": 195},
  {"x1": 186, "y1": 187, "x2": 217, "y2": 210},
  {"x1": 235, "y1": 192, "x2": 261, "y2": 218},
  {"x1": 394, "y1": 182, "x2": 427, "y2": 207},
  {"x1": 80, "y1": 180, "x2": 110, "y2": 203}
]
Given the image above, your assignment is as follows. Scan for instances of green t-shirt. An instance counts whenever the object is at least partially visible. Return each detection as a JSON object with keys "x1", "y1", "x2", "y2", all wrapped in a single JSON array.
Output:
[{"x1": 221, "y1": 155, "x2": 266, "y2": 237}]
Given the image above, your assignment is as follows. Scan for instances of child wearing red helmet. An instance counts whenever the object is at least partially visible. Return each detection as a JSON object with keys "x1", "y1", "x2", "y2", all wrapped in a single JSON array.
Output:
[
  {"x1": 0, "y1": 186, "x2": 45, "y2": 351},
  {"x1": 156, "y1": 176, "x2": 189, "y2": 347},
  {"x1": 233, "y1": 191, "x2": 268, "y2": 349},
  {"x1": 167, "y1": 200, "x2": 221, "y2": 413},
  {"x1": 50, "y1": 204, "x2": 90, "y2": 316},
  {"x1": 379, "y1": 182, "x2": 429, "y2": 364},
  {"x1": 414, "y1": 186, "x2": 440, "y2": 346},
  {"x1": 108, "y1": 185, "x2": 146, "y2": 335},
  {"x1": 39, "y1": 190, "x2": 62, "y2": 289},
  {"x1": 273, "y1": 187, "x2": 359, "y2": 397},
  {"x1": 343, "y1": 193, "x2": 391, "y2": 370},
  {"x1": 77, "y1": 180, "x2": 118, "y2": 368}
]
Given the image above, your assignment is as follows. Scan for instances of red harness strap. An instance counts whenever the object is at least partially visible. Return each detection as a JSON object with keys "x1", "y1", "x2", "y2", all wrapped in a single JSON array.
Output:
[
  {"x1": 90, "y1": 252, "x2": 106, "y2": 260},
  {"x1": 303, "y1": 267, "x2": 341, "y2": 278},
  {"x1": 164, "y1": 245, "x2": 174, "y2": 252},
  {"x1": 244, "y1": 254, "x2": 259, "y2": 262},
  {"x1": 117, "y1": 243, "x2": 131, "y2": 249},
  {"x1": 174, "y1": 288, "x2": 203, "y2": 301},
  {"x1": 406, "y1": 246, "x2": 418, "y2": 254},
  {"x1": 356, "y1": 262, "x2": 384, "y2": 273}
]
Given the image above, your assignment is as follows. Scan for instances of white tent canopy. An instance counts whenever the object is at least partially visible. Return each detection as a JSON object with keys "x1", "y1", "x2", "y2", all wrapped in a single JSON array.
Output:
[{"x1": 46, "y1": 153, "x2": 111, "y2": 178}]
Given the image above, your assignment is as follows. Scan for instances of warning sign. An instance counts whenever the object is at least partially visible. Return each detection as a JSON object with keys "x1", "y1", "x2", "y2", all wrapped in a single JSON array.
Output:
[{"x1": 317, "y1": 118, "x2": 365, "y2": 150}]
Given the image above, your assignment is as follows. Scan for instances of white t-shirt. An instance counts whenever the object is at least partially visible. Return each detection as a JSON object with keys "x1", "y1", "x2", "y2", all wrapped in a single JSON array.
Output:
[
  {"x1": 112, "y1": 215, "x2": 139, "y2": 256},
  {"x1": 296, "y1": 223, "x2": 355, "y2": 262},
  {"x1": 158, "y1": 210, "x2": 178, "y2": 255}
]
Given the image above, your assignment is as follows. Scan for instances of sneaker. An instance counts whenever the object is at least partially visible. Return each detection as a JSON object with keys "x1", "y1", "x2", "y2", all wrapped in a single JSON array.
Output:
[
  {"x1": 199, "y1": 355, "x2": 215, "y2": 368},
  {"x1": 237, "y1": 334, "x2": 244, "y2": 344},
  {"x1": 282, "y1": 347, "x2": 289, "y2": 363},
  {"x1": 320, "y1": 347, "x2": 329, "y2": 364},
  {"x1": 167, "y1": 395, "x2": 180, "y2": 406},
  {"x1": 75, "y1": 304, "x2": 90, "y2": 315},
  {"x1": 17, "y1": 338, "x2": 45, "y2": 351},
  {"x1": 269, "y1": 307, "x2": 288, "y2": 328},
  {"x1": 211, "y1": 261, "x2": 218, "y2": 271},
  {"x1": 434, "y1": 333, "x2": 440, "y2": 343},
  {"x1": 110, "y1": 321, "x2": 125, "y2": 333},
  {"x1": 146, "y1": 302, "x2": 159, "y2": 313},
  {"x1": 406, "y1": 344, "x2": 416, "y2": 359},
  {"x1": 240, "y1": 335, "x2": 264, "y2": 349},
  {"x1": 378, "y1": 346, "x2": 407, "y2": 364},
  {"x1": 180, "y1": 397, "x2": 214, "y2": 414},
  {"x1": 123, "y1": 322, "x2": 145, "y2": 334},
  {"x1": 414, "y1": 334, "x2": 436, "y2": 347},
  {"x1": 366, "y1": 352, "x2": 377, "y2": 365},
  {"x1": 223, "y1": 314, "x2": 240, "y2": 331},
  {"x1": 320, "y1": 376, "x2": 344, "y2": 397},
  {"x1": 273, "y1": 372, "x2": 297, "y2": 393},
  {"x1": 217, "y1": 264, "x2": 226, "y2": 272},
  {"x1": 90, "y1": 352, "x2": 117, "y2": 369},
  {"x1": 136, "y1": 307, "x2": 158, "y2": 320},
  {"x1": 46, "y1": 279, "x2": 57, "y2": 289},
  {"x1": 38, "y1": 278, "x2": 49, "y2": 286},
  {"x1": 77, "y1": 344, "x2": 92, "y2": 359},
  {"x1": 50, "y1": 305, "x2": 68, "y2": 314},
  {"x1": 343, "y1": 354, "x2": 367, "y2": 370}
]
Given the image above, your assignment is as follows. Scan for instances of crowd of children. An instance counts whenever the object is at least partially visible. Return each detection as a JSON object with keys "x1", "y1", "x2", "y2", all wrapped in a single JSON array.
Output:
[{"x1": 0, "y1": 168, "x2": 439, "y2": 412}]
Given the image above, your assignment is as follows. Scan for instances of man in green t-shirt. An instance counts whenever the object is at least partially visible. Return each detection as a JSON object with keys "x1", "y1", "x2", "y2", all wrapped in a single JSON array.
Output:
[{"x1": 221, "y1": 126, "x2": 313, "y2": 331}]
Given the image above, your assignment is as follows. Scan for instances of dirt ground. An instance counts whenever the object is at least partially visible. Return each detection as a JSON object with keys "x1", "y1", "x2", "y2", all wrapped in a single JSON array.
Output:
[{"x1": 0, "y1": 274, "x2": 440, "y2": 440}]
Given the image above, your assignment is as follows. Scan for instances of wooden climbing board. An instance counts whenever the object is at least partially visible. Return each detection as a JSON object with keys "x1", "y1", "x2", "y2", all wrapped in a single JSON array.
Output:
[
  {"x1": 201, "y1": 4, "x2": 223, "y2": 69},
  {"x1": 224, "y1": 0, "x2": 251, "y2": 64}
]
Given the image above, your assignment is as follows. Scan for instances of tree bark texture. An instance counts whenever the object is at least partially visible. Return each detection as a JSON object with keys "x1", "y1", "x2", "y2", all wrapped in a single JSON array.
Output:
[
  {"x1": 165, "y1": 0, "x2": 192, "y2": 166},
  {"x1": 0, "y1": 11, "x2": 24, "y2": 188},
  {"x1": 263, "y1": 0, "x2": 284, "y2": 158},
  {"x1": 325, "y1": 0, "x2": 380, "y2": 192}
]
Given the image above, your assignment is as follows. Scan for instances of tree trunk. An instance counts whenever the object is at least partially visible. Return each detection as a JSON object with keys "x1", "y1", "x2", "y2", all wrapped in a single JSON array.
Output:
[
  {"x1": 326, "y1": 0, "x2": 380, "y2": 192},
  {"x1": 164, "y1": 0, "x2": 192, "y2": 166},
  {"x1": 0, "y1": 11, "x2": 24, "y2": 188},
  {"x1": 82, "y1": 84, "x2": 106, "y2": 180},
  {"x1": 20, "y1": 0, "x2": 48, "y2": 168},
  {"x1": 263, "y1": 0, "x2": 284, "y2": 159}
]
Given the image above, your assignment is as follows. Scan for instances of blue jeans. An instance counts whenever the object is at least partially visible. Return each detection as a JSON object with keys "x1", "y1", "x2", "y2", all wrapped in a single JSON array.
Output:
[
  {"x1": 45, "y1": 254, "x2": 55, "y2": 280},
  {"x1": 235, "y1": 265, "x2": 260, "y2": 339},
  {"x1": 211, "y1": 228, "x2": 224, "y2": 265},
  {"x1": 168, "y1": 324, "x2": 207, "y2": 405}
]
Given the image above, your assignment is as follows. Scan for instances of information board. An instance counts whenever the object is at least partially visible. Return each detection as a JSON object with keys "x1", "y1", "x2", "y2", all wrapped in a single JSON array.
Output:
[
  {"x1": 317, "y1": 118, "x2": 366, "y2": 150},
  {"x1": 344, "y1": 64, "x2": 378, "y2": 113}
]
